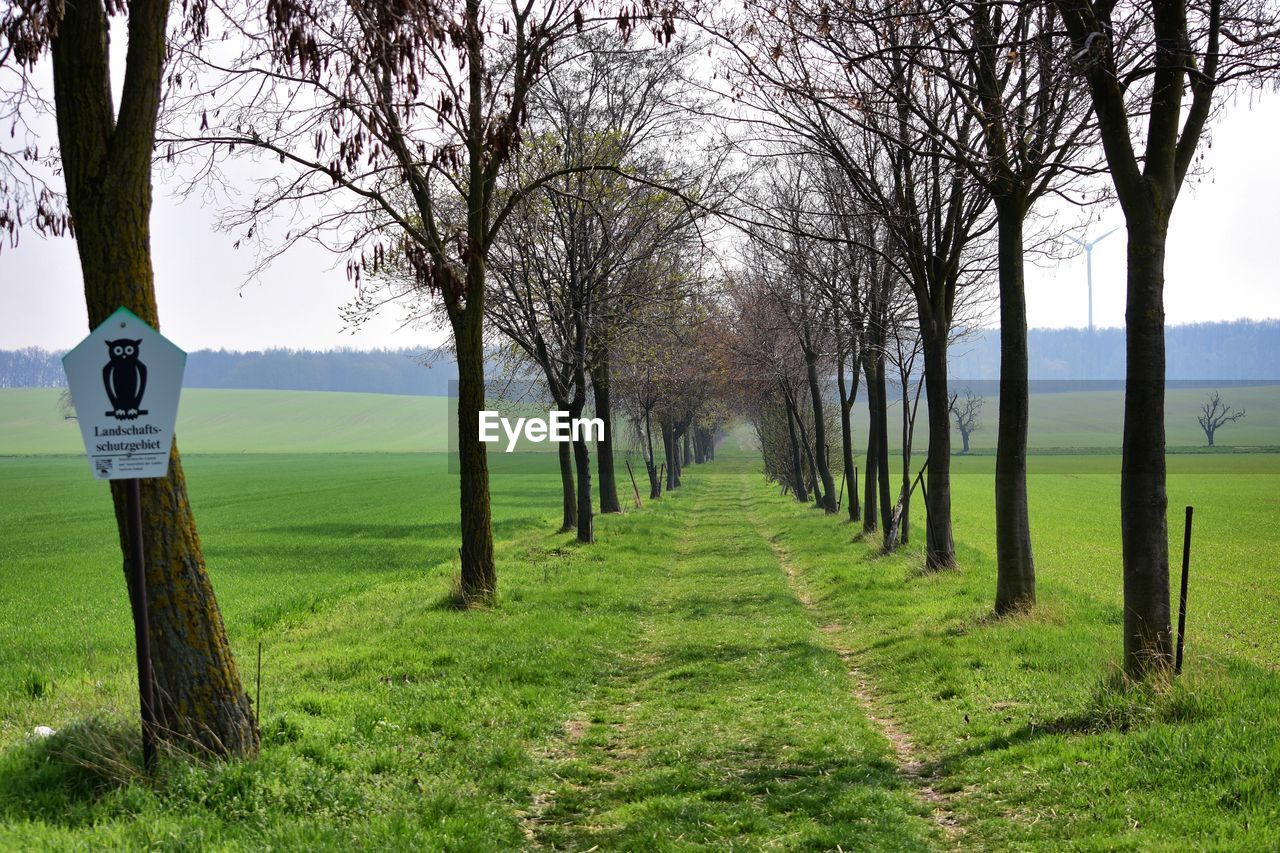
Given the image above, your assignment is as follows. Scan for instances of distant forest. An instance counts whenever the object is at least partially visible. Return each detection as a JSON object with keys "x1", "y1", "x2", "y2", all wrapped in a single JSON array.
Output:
[
  {"x1": 1, "y1": 347, "x2": 458, "y2": 394},
  {"x1": 948, "y1": 319, "x2": 1280, "y2": 380},
  {"x1": 3, "y1": 319, "x2": 1277, "y2": 391}
]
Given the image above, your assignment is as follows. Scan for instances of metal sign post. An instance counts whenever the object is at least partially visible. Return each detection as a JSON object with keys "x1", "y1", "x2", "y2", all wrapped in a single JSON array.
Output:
[
  {"x1": 63, "y1": 307, "x2": 186, "y2": 772},
  {"x1": 126, "y1": 478, "x2": 157, "y2": 770}
]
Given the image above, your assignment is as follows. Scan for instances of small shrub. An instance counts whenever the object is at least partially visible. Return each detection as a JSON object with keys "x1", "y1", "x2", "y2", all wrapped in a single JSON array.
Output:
[{"x1": 21, "y1": 668, "x2": 51, "y2": 700}]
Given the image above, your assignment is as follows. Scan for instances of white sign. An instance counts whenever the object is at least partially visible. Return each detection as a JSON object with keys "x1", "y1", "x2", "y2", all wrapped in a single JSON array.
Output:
[{"x1": 62, "y1": 307, "x2": 186, "y2": 480}]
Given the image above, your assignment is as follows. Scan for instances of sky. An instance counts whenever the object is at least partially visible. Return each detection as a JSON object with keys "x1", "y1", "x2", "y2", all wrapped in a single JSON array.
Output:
[{"x1": 2, "y1": 74, "x2": 1278, "y2": 353}]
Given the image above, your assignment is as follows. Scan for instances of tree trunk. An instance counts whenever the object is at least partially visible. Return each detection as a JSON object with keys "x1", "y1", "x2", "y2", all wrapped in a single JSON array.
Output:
[
  {"x1": 671, "y1": 424, "x2": 684, "y2": 488},
  {"x1": 862, "y1": 356, "x2": 879, "y2": 533},
  {"x1": 805, "y1": 354, "x2": 839, "y2": 512},
  {"x1": 1122, "y1": 217, "x2": 1173, "y2": 677},
  {"x1": 663, "y1": 420, "x2": 677, "y2": 491},
  {"x1": 558, "y1": 440, "x2": 577, "y2": 532},
  {"x1": 795, "y1": 410, "x2": 824, "y2": 508},
  {"x1": 572, "y1": 433, "x2": 594, "y2": 543},
  {"x1": 682, "y1": 429, "x2": 693, "y2": 467},
  {"x1": 919, "y1": 322, "x2": 956, "y2": 569},
  {"x1": 874, "y1": 356, "x2": 892, "y2": 541},
  {"x1": 453, "y1": 302, "x2": 498, "y2": 597},
  {"x1": 960, "y1": 430, "x2": 971, "y2": 454},
  {"x1": 645, "y1": 408, "x2": 661, "y2": 499},
  {"x1": 51, "y1": 0, "x2": 257, "y2": 757},
  {"x1": 590, "y1": 356, "x2": 622, "y2": 514},
  {"x1": 897, "y1": 379, "x2": 913, "y2": 547},
  {"x1": 783, "y1": 397, "x2": 809, "y2": 502},
  {"x1": 838, "y1": 349, "x2": 861, "y2": 522},
  {"x1": 994, "y1": 201, "x2": 1036, "y2": 614}
]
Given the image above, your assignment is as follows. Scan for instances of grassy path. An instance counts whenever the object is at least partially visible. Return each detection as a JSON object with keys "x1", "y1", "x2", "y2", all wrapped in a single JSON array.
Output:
[
  {"x1": 523, "y1": 471, "x2": 936, "y2": 849},
  {"x1": 745, "y1": 486, "x2": 963, "y2": 843}
]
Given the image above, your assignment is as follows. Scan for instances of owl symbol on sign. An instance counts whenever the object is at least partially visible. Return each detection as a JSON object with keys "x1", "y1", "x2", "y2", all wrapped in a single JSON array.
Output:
[{"x1": 102, "y1": 339, "x2": 149, "y2": 420}]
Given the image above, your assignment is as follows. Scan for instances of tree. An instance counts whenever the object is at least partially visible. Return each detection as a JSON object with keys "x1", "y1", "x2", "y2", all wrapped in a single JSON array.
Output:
[
  {"x1": 738, "y1": 158, "x2": 842, "y2": 512},
  {"x1": 177, "y1": 0, "x2": 675, "y2": 599},
  {"x1": 910, "y1": 0, "x2": 1102, "y2": 614},
  {"x1": 1198, "y1": 391, "x2": 1245, "y2": 446},
  {"x1": 488, "y1": 32, "x2": 709, "y2": 538},
  {"x1": 953, "y1": 387, "x2": 984, "y2": 455},
  {"x1": 1052, "y1": 0, "x2": 1280, "y2": 676},
  {"x1": 1, "y1": 0, "x2": 258, "y2": 756},
  {"x1": 723, "y1": 1, "x2": 997, "y2": 568}
]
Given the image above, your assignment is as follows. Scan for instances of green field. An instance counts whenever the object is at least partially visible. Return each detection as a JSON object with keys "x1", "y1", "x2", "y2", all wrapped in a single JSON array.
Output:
[
  {"x1": 1, "y1": 388, "x2": 1278, "y2": 848},
  {"x1": 6, "y1": 384, "x2": 1279, "y2": 457},
  {"x1": 0, "y1": 388, "x2": 450, "y2": 455}
]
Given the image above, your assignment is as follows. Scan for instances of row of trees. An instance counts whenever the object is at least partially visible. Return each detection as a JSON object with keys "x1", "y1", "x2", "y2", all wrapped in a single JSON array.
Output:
[
  {"x1": 709, "y1": 0, "x2": 1279, "y2": 676},
  {"x1": 2, "y1": 0, "x2": 1276, "y2": 762},
  {"x1": 0, "y1": 0, "x2": 719, "y2": 760}
]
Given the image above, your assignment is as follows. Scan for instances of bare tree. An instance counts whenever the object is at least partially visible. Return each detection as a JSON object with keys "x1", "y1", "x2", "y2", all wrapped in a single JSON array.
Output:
[
  {"x1": 1052, "y1": 0, "x2": 1280, "y2": 675},
  {"x1": 905, "y1": 0, "x2": 1104, "y2": 614},
  {"x1": 738, "y1": 158, "x2": 842, "y2": 512},
  {"x1": 722, "y1": 1, "x2": 998, "y2": 568},
  {"x1": 1198, "y1": 391, "x2": 1245, "y2": 446},
  {"x1": 173, "y1": 0, "x2": 675, "y2": 599},
  {"x1": 953, "y1": 387, "x2": 985, "y2": 455}
]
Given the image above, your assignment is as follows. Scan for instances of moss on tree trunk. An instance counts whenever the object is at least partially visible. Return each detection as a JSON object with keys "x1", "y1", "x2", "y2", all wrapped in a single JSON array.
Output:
[{"x1": 51, "y1": 0, "x2": 257, "y2": 757}]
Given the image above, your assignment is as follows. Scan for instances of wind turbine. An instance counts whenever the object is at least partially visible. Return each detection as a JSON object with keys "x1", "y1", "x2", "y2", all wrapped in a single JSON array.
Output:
[{"x1": 1066, "y1": 227, "x2": 1119, "y2": 332}]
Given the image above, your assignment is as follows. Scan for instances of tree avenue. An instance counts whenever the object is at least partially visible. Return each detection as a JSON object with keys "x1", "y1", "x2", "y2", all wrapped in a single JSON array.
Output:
[{"x1": 2, "y1": 0, "x2": 1278, "y2": 819}]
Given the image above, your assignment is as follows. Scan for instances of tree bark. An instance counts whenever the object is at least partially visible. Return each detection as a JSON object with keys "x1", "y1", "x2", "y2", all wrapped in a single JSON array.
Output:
[
  {"x1": 919, "y1": 320, "x2": 956, "y2": 569},
  {"x1": 862, "y1": 355, "x2": 880, "y2": 533},
  {"x1": 783, "y1": 397, "x2": 809, "y2": 502},
  {"x1": 837, "y1": 349, "x2": 861, "y2": 522},
  {"x1": 994, "y1": 201, "x2": 1036, "y2": 613},
  {"x1": 874, "y1": 356, "x2": 893, "y2": 540},
  {"x1": 572, "y1": 434, "x2": 595, "y2": 543},
  {"x1": 590, "y1": 356, "x2": 622, "y2": 514},
  {"x1": 567, "y1": 387, "x2": 595, "y2": 542},
  {"x1": 51, "y1": 0, "x2": 257, "y2": 757},
  {"x1": 453, "y1": 302, "x2": 497, "y2": 597},
  {"x1": 663, "y1": 419, "x2": 677, "y2": 491},
  {"x1": 558, "y1": 440, "x2": 577, "y2": 532},
  {"x1": 805, "y1": 353, "x2": 838, "y2": 512},
  {"x1": 1122, "y1": 217, "x2": 1173, "y2": 676}
]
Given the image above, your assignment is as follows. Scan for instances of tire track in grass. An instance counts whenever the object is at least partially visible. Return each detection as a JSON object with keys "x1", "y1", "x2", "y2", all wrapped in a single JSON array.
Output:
[
  {"x1": 520, "y1": 470, "x2": 937, "y2": 850},
  {"x1": 741, "y1": 472, "x2": 964, "y2": 844}
]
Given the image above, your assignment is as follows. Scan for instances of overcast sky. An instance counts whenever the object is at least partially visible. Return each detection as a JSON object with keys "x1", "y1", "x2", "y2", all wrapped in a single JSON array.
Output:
[{"x1": 2, "y1": 89, "x2": 1278, "y2": 353}]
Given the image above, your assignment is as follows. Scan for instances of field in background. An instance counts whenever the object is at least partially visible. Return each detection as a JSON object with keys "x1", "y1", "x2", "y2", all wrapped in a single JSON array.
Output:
[
  {"x1": 4, "y1": 385, "x2": 1279, "y2": 458},
  {"x1": 0, "y1": 389, "x2": 449, "y2": 455}
]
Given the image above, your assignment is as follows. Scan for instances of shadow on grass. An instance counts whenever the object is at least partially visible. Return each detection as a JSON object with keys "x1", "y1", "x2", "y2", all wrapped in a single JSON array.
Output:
[
  {"x1": 536, "y1": 740, "x2": 927, "y2": 851},
  {"x1": 259, "y1": 516, "x2": 544, "y2": 543},
  {"x1": 0, "y1": 717, "x2": 147, "y2": 825},
  {"x1": 929, "y1": 669, "x2": 1219, "y2": 780}
]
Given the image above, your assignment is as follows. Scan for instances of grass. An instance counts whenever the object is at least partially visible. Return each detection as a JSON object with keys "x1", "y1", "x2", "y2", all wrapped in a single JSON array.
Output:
[
  {"x1": 2, "y1": 387, "x2": 1279, "y2": 848},
  {"x1": 0, "y1": 453, "x2": 937, "y2": 848},
  {"x1": 750, "y1": 455, "x2": 1280, "y2": 847}
]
